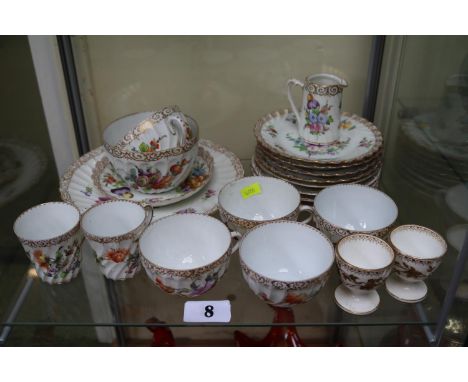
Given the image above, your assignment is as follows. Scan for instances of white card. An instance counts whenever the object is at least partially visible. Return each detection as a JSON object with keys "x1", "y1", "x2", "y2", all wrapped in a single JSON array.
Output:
[{"x1": 183, "y1": 300, "x2": 231, "y2": 323}]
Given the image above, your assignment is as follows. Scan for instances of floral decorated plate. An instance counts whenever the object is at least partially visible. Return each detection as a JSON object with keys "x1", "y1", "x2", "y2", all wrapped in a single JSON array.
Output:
[
  {"x1": 91, "y1": 147, "x2": 213, "y2": 207},
  {"x1": 60, "y1": 139, "x2": 244, "y2": 220},
  {"x1": 254, "y1": 109, "x2": 383, "y2": 165}
]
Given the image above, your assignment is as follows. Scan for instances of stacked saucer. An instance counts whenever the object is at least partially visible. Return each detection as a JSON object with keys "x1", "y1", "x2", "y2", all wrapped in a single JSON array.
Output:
[{"x1": 251, "y1": 109, "x2": 384, "y2": 203}]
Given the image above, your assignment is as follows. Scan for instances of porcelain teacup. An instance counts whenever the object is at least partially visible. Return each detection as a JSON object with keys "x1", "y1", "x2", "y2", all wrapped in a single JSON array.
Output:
[
  {"x1": 287, "y1": 73, "x2": 348, "y2": 146},
  {"x1": 13, "y1": 202, "x2": 83, "y2": 284},
  {"x1": 385, "y1": 224, "x2": 447, "y2": 303},
  {"x1": 313, "y1": 184, "x2": 398, "y2": 243},
  {"x1": 218, "y1": 176, "x2": 314, "y2": 234},
  {"x1": 139, "y1": 213, "x2": 241, "y2": 297},
  {"x1": 239, "y1": 221, "x2": 334, "y2": 307},
  {"x1": 103, "y1": 106, "x2": 199, "y2": 194},
  {"x1": 81, "y1": 200, "x2": 153, "y2": 280},
  {"x1": 334, "y1": 234, "x2": 394, "y2": 315}
]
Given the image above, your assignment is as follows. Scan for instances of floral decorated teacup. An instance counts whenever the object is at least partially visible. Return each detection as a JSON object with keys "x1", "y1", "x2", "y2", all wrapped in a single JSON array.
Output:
[
  {"x1": 239, "y1": 221, "x2": 334, "y2": 307},
  {"x1": 335, "y1": 234, "x2": 394, "y2": 315},
  {"x1": 313, "y1": 184, "x2": 398, "y2": 243},
  {"x1": 81, "y1": 200, "x2": 153, "y2": 280},
  {"x1": 385, "y1": 224, "x2": 447, "y2": 303},
  {"x1": 103, "y1": 106, "x2": 199, "y2": 194},
  {"x1": 139, "y1": 213, "x2": 241, "y2": 297},
  {"x1": 218, "y1": 176, "x2": 314, "y2": 235},
  {"x1": 13, "y1": 202, "x2": 83, "y2": 284}
]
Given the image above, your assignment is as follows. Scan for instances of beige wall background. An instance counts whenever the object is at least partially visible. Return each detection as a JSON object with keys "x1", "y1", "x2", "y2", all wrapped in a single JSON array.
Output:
[{"x1": 73, "y1": 36, "x2": 373, "y2": 168}]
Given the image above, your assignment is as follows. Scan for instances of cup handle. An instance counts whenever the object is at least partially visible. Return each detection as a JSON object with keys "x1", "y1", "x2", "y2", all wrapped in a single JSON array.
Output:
[
  {"x1": 230, "y1": 231, "x2": 242, "y2": 253},
  {"x1": 167, "y1": 115, "x2": 186, "y2": 146},
  {"x1": 287, "y1": 78, "x2": 304, "y2": 130},
  {"x1": 137, "y1": 205, "x2": 154, "y2": 236},
  {"x1": 298, "y1": 204, "x2": 314, "y2": 225}
]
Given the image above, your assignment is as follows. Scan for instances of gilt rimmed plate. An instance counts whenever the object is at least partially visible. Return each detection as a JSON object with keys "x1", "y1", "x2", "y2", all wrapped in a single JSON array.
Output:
[
  {"x1": 60, "y1": 139, "x2": 244, "y2": 220},
  {"x1": 91, "y1": 147, "x2": 213, "y2": 207},
  {"x1": 253, "y1": 154, "x2": 380, "y2": 189},
  {"x1": 256, "y1": 145, "x2": 382, "y2": 177},
  {"x1": 255, "y1": 149, "x2": 382, "y2": 184},
  {"x1": 255, "y1": 109, "x2": 383, "y2": 165},
  {"x1": 251, "y1": 156, "x2": 380, "y2": 194}
]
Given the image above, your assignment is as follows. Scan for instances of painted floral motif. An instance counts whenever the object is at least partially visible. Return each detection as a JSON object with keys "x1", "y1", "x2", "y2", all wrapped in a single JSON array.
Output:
[
  {"x1": 176, "y1": 208, "x2": 197, "y2": 214},
  {"x1": 304, "y1": 93, "x2": 334, "y2": 135},
  {"x1": 266, "y1": 125, "x2": 278, "y2": 138},
  {"x1": 174, "y1": 161, "x2": 210, "y2": 193},
  {"x1": 30, "y1": 238, "x2": 81, "y2": 279},
  {"x1": 284, "y1": 292, "x2": 310, "y2": 305},
  {"x1": 105, "y1": 248, "x2": 130, "y2": 263},
  {"x1": 81, "y1": 186, "x2": 93, "y2": 197},
  {"x1": 340, "y1": 120, "x2": 356, "y2": 130},
  {"x1": 286, "y1": 133, "x2": 350, "y2": 157},
  {"x1": 358, "y1": 137, "x2": 373, "y2": 148},
  {"x1": 154, "y1": 270, "x2": 220, "y2": 297},
  {"x1": 202, "y1": 189, "x2": 216, "y2": 200},
  {"x1": 96, "y1": 248, "x2": 140, "y2": 277},
  {"x1": 126, "y1": 158, "x2": 190, "y2": 192},
  {"x1": 132, "y1": 136, "x2": 167, "y2": 153}
]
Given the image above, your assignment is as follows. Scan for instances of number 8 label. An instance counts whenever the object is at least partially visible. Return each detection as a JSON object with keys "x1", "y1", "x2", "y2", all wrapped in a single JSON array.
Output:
[{"x1": 183, "y1": 301, "x2": 231, "y2": 322}]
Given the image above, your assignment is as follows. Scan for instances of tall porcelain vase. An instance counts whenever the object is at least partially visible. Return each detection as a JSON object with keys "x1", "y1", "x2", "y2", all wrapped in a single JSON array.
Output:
[{"x1": 287, "y1": 73, "x2": 348, "y2": 146}]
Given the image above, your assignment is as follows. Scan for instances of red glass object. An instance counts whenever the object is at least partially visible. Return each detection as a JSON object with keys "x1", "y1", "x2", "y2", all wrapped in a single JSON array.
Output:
[
  {"x1": 146, "y1": 317, "x2": 175, "y2": 347},
  {"x1": 234, "y1": 306, "x2": 304, "y2": 347}
]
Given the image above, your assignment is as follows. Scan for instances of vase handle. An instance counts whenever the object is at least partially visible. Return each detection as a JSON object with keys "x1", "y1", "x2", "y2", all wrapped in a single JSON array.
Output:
[{"x1": 287, "y1": 78, "x2": 304, "y2": 131}]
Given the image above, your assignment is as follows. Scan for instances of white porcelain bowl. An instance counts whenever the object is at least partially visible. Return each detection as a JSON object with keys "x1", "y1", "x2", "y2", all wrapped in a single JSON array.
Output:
[
  {"x1": 103, "y1": 107, "x2": 199, "y2": 194},
  {"x1": 239, "y1": 221, "x2": 334, "y2": 307},
  {"x1": 218, "y1": 176, "x2": 314, "y2": 234},
  {"x1": 313, "y1": 184, "x2": 398, "y2": 243},
  {"x1": 139, "y1": 213, "x2": 240, "y2": 297}
]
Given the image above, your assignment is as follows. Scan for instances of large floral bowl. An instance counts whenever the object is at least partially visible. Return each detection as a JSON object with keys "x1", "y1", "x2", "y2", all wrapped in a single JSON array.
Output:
[
  {"x1": 103, "y1": 106, "x2": 199, "y2": 194},
  {"x1": 239, "y1": 221, "x2": 334, "y2": 307},
  {"x1": 139, "y1": 213, "x2": 240, "y2": 297}
]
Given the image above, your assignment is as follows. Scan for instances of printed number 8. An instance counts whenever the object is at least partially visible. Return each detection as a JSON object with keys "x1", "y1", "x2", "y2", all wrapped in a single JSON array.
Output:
[{"x1": 204, "y1": 305, "x2": 214, "y2": 318}]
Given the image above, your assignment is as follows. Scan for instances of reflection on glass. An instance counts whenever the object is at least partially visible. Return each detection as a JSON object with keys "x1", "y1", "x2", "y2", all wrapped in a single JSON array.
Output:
[{"x1": 381, "y1": 36, "x2": 468, "y2": 346}]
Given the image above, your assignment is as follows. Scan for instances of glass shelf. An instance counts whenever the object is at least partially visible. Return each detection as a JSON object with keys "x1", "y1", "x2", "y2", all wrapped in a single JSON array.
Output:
[{"x1": 2, "y1": 240, "x2": 452, "y2": 326}]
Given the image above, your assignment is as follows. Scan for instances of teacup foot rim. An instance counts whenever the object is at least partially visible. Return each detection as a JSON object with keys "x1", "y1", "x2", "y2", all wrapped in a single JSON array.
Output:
[
  {"x1": 334, "y1": 284, "x2": 379, "y2": 315},
  {"x1": 385, "y1": 274, "x2": 428, "y2": 303}
]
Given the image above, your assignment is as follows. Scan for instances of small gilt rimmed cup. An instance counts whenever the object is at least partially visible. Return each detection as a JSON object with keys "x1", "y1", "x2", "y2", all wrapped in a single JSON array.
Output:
[
  {"x1": 334, "y1": 234, "x2": 394, "y2": 315},
  {"x1": 218, "y1": 176, "x2": 314, "y2": 234},
  {"x1": 313, "y1": 184, "x2": 398, "y2": 243},
  {"x1": 13, "y1": 202, "x2": 83, "y2": 285},
  {"x1": 81, "y1": 200, "x2": 153, "y2": 280},
  {"x1": 139, "y1": 213, "x2": 241, "y2": 297},
  {"x1": 385, "y1": 224, "x2": 447, "y2": 303},
  {"x1": 239, "y1": 221, "x2": 334, "y2": 307}
]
